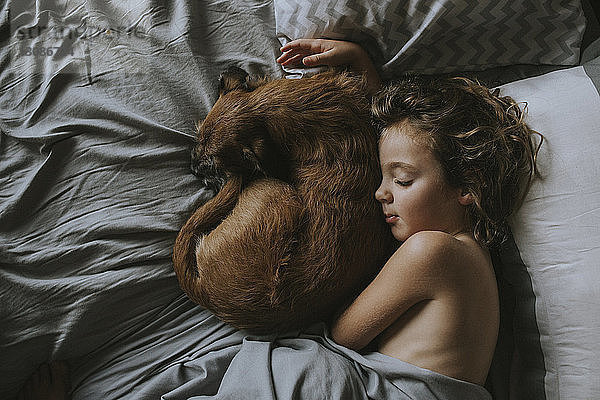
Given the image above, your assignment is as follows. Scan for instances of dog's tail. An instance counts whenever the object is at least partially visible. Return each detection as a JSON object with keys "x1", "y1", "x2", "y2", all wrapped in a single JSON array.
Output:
[{"x1": 172, "y1": 175, "x2": 242, "y2": 300}]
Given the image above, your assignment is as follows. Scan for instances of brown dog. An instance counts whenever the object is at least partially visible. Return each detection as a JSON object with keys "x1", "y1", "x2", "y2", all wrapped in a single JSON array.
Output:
[{"x1": 173, "y1": 68, "x2": 396, "y2": 334}]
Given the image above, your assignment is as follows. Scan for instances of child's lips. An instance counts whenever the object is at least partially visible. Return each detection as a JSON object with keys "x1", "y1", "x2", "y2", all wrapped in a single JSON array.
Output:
[{"x1": 385, "y1": 214, "x2": 399, "y2": 224}]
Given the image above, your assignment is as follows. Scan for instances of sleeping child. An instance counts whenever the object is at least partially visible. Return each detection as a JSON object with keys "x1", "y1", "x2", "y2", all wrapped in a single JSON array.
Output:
[{"x1": 279, "y1": 39, "x2": 541, "y2": 386}]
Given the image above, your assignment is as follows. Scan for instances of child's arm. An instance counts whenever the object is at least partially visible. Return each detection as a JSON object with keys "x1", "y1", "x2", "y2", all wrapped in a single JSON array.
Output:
[
  {"x1": 276, "y1": 39, "x2": 381, "y2": 94},
  {"x1": 330, "y1": 231, "x2": 460, "y2": 350}
]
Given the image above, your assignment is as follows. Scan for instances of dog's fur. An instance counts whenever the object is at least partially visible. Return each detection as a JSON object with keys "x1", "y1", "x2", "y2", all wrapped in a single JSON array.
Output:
[{"x1": 173, "y1": 68, "x2": 396, "y2": 334}]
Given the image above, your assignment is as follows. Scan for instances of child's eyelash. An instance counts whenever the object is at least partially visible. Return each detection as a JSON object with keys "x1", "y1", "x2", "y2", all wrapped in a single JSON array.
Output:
[{"x1": 394, "y1": 179, "x2": 413, "y2": 187}]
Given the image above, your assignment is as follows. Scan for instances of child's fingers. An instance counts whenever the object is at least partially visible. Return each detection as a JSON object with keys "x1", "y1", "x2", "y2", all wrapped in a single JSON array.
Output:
[
  {"x1": 276, "y1": 49, "x2": 305, "y2": 64},
  {"x1": 278, "y1": 39, "x2": 344, "y2": 67},
  {"x1": 280, "y1": 53, "x2": 305, "y2": 66},
  {"x1": 280, "y1": 38, "x2": 325, "y2": 53},
  {"x1": 301, "y1": 55, "x2": 319, "y2": 66},
  {"x1": 279, "y1": 39, "x2": 313, "y2": 52},
  {"x1": 276, "y1": 52, "x2": 291, "y2": 63},
  {"x1": 302, "y1": 49, "x2": 336, "y2": 66}
]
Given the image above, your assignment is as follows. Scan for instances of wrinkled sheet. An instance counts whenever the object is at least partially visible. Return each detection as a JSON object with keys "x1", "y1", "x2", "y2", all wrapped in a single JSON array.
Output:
[{"x1": 1, "y1": 1, "x2": 491, "y2": 399}]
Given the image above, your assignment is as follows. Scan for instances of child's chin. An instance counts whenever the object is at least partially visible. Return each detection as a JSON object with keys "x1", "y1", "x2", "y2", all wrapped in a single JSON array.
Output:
[{"x1": 390, "y1": 227, "x2": 406, "y2": 242}]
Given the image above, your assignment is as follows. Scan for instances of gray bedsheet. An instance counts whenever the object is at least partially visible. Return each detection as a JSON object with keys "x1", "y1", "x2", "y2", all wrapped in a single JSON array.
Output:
[{"x1": 1, "y1": 1, "x2": 491, "y2": 399}]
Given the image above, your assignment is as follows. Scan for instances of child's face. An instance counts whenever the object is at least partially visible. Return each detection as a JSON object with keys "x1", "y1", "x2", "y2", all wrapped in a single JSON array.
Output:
[{"x1": 375, "y1": 124, "x2": 469, "y2": 242}]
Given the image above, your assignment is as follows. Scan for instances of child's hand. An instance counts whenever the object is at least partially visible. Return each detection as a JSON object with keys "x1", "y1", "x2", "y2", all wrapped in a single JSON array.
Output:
[
  {"x1": 277, "y1": 39, "x2": 363, "y2": 68},
  {"x1": 277, "y1": 39, "x2": 381, "y2": 93}
]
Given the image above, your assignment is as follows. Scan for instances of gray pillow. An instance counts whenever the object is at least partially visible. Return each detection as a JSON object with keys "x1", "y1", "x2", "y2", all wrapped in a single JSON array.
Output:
[{"x1": 274, "y1": 0, "x2": 586, "y2": 77}]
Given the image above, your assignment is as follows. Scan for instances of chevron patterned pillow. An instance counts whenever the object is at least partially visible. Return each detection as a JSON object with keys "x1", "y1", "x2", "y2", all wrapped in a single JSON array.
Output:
[{"x1": 274, "y1": 0, "x2": 586, "y2": 76}]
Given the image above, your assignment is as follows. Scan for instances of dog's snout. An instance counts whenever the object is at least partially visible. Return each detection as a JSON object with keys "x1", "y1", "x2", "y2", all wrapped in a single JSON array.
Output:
[
  {"x1": 190, "y1": 148, "x2": 204, "y2": 174},
  {"x1": 190, "y1": 154, "x2": 227, "y2": 192},
  {"x1": 190, "y1": 158, "x2": 201, "y2": 177},
  {"x1": 190, "y1": 150, "x2": 202, "y2": 176}
]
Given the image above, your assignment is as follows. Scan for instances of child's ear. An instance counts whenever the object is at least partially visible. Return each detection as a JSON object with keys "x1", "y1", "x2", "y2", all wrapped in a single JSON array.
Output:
[{"x1": 458, "y1": 190, "x2": 475, "y2": 206}]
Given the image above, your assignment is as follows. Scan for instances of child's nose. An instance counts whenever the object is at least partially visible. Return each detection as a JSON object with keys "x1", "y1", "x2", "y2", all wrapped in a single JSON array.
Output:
[{"x1": 375, "y1": 184, "x2": 392, "y2": 204}]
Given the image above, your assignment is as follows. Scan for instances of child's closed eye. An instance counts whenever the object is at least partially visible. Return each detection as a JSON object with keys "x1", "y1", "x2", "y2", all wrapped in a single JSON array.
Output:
[{"x1": 394, "y1": 179, "x2": 413, "y2": 187}]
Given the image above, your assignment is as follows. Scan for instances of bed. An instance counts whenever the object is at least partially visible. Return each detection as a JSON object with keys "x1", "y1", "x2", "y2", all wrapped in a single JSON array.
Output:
[{"x1": 1, "y1": 0, "x2": 599, "y2": 399}]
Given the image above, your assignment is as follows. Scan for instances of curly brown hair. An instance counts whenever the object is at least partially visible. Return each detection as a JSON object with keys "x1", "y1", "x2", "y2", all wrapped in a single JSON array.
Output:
[{"x1": 371, "y1": 75, "x2": 542, "y2": 249}]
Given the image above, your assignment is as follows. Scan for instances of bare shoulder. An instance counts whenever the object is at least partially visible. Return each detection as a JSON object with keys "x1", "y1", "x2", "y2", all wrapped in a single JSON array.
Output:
[
  {"x1": 392, "y1": 231, "x2": 468, "y2": 267},
  {"x1": 390, "y1": 231, "x2": 490, "y2": 289},
  {"x1": 398, "y1": 230, "x2": 464, "y2": 256}
]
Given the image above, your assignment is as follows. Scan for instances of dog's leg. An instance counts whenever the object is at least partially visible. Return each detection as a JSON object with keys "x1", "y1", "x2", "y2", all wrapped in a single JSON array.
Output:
[{"x1": 172, "y1": 175, "x2": 243, "y2": 293}]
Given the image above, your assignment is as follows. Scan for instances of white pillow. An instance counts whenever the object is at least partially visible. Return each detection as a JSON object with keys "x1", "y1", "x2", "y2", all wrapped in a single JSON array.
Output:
[{"x1": 496, "y1": 58, "x2": 600, "y2": 399}]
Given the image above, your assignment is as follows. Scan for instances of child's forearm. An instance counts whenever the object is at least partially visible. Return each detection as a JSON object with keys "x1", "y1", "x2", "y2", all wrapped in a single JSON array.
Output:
[{"x1": 331, "y1": 308, "x2": 376, "y2": 351}]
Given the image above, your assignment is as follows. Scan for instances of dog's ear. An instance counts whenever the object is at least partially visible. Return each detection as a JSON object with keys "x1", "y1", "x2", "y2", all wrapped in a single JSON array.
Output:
[
  {"x1": 219, "y1": 66, "x2": 250, "y2": 96},
  {"x1": 244, "y1": 135, "x2": 290, "y2": 181}
]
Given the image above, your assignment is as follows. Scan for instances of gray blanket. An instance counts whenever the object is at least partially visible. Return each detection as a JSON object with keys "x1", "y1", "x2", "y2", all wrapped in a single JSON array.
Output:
[{"x1": 1, "y1": 1, "x2": 491, "y2": 399}]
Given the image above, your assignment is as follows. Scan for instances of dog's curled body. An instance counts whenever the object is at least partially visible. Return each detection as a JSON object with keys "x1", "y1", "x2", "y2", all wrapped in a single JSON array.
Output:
[{"x1": 173, "y1": 70, "x2": 396, "y2": 333}]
